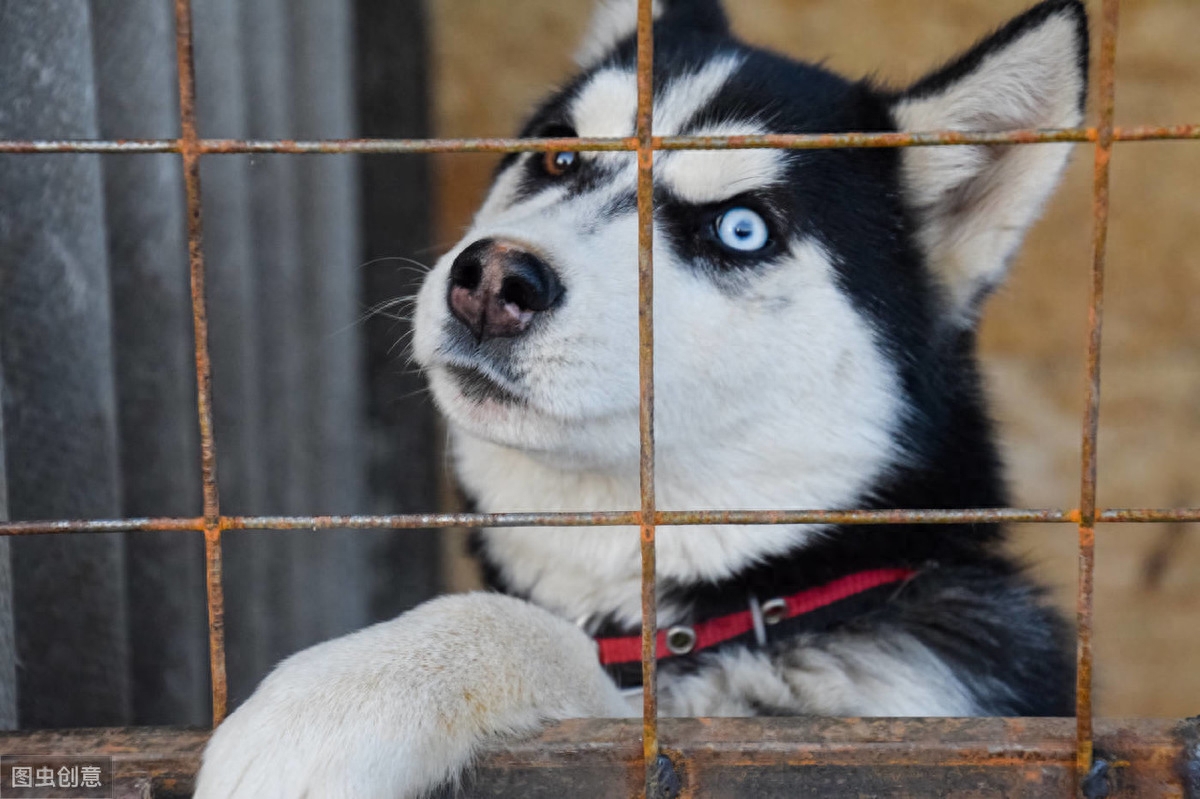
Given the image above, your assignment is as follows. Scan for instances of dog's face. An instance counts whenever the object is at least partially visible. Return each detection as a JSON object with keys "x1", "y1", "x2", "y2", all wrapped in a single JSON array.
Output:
[{"x1": 414, "y1": 0, "x2": 1087, "y2": 506}]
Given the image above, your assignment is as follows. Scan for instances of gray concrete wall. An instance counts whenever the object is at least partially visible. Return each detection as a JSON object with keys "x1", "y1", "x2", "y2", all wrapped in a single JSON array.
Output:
[
  {"x1": 0, "y1": 0, "x2": 131, "y2": 727},
  {"x1": 354, "y1": 0, "x2": 441, "y2": 620},
  {"x1": 0, "y1": 0, "x2": 440, "y2": 726},
  {"x1": 288, "y1": 0, "x2": 374, "y2": 649},
  {"x1": 90, "y1": 0, "x2": 210, "y2": 728},
  {"x1": 0, "y1": 363, "x2": 15, "y2": 729}
]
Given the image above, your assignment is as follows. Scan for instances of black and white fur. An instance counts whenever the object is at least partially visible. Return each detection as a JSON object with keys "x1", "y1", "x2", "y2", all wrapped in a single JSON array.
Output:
[{"x1": 195, "y1": 2, "x2": 1088, "y2": 796}]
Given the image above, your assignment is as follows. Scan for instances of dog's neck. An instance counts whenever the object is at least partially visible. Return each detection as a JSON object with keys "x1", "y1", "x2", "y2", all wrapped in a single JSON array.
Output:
[
  {"x1": 452, "y1": 345, "x2": 1008, "y2": 630},
  {"x1": 453, "y1": 408, "x2": 899, "y2": 628}
]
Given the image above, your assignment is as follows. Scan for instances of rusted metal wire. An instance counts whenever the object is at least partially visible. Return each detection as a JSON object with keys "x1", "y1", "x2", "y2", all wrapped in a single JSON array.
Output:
[
  {"x1": 1075, "y1": 0, "x2": 1122, "y2": 787},
  {"x1": 634, "y1": 1, "x2": 661, "y2": 796},
  {"x1": 0, "y1": 517, "x2": 206, "y2": 535},
  {"x1": 1098, "y1": 507, "x2": 1200, "y2": 522},
  {"x1": 656, "y1": 124, "x2": 1200, "y2": 150},
  {"x1": 174, "y1": 0, "x2": 228, "y2": 727},
  {"x1": 2, "y1": 124, "x2": 1200, "y2": 155},
  {"x1": 5, "y1": 506, "x2": 1200, "y2": 537}
]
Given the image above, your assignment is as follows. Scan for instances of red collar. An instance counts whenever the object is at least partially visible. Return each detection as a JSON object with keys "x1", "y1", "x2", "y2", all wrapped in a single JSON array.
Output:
[{"x1": 595, "y1": 567, "x2": 916, "y2": 668}]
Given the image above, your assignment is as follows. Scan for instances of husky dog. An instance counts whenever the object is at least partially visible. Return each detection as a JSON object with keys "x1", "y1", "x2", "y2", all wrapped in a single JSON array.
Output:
[{"x1": 195, "y1": 1, "x2": 1088, "y2": 796}]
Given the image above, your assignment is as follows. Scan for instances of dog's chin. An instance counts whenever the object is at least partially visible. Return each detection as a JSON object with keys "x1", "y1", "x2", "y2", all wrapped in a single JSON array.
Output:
[{"x1": 426, "y1": 365, "x2": 639, "y2": 465}]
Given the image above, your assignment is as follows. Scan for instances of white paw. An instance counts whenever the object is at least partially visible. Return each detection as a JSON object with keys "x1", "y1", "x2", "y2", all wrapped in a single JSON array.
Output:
[{"x1": 193, "y1": 592, "x2": 626, "y2": 799}]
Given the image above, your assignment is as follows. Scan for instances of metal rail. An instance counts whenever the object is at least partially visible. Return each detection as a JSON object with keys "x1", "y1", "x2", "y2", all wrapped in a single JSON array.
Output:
[
  {"x1": 0, "y1": 718, "x2": 1195, "y2": 798},
  {"x1": 0, "y1": 0, "x2": 1196, "y2": 796}
]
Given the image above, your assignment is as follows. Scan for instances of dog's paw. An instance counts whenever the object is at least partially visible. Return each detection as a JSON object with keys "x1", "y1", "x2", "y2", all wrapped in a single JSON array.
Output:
[{"x1": 193, "y1": 592, "x2": 626, "y2": 799}]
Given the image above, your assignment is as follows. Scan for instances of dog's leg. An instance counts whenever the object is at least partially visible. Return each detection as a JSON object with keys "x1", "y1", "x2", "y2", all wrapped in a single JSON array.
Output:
[{"x1": 193, "y1": 592, "x2": 627, "y2": 799}]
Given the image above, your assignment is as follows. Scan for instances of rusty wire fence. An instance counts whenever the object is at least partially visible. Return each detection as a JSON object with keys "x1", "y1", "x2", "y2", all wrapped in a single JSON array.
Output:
[{"x1": 1, "y1": 0, "x2": 1199, "y2": 796}]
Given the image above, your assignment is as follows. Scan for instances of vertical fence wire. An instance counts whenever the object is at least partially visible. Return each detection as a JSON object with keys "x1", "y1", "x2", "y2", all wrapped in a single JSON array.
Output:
[
  {"x1": 1076, "y1": 0, "x2": 1120, "y2": 783},
  {"x1": 173, "y1": 0, "x2": 228, "y2": 726},
  {"x1": 635, "y1": 0, "x2": 660, "y2": 795}
]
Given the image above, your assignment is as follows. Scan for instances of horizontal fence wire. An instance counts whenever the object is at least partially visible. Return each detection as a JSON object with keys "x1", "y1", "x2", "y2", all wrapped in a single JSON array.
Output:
[
  {"x1": 0, "y1": 124, "x2": 1199, "y2": 154},
  {"x1": 1, "y1": 508, "x2": 1200, "y2": 537}
]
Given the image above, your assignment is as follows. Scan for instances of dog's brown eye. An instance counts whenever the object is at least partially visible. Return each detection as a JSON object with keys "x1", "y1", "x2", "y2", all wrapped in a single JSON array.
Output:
[{"x1": 543, "y1": 150, "x2": 578, "y2": 177}]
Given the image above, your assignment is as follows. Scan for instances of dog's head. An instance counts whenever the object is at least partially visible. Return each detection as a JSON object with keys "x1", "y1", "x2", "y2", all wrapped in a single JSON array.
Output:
[{"x1": 414, "y1": 0, "x2": 1087, "y2": 512}]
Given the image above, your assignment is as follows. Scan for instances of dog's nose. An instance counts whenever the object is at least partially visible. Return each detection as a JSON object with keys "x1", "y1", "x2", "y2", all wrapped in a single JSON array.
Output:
[{"x1": 447, "y1": 238, "x2": 564, "y2": 341}]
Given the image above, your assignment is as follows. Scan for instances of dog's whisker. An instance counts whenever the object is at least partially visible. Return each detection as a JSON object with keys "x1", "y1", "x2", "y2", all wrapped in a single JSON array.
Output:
[
  {"x1": 355, "y1": 255, "x2": 434, "y2": 274},
  {"x1": 386, "y1": 329, "x2": 418, "y2": 358}
]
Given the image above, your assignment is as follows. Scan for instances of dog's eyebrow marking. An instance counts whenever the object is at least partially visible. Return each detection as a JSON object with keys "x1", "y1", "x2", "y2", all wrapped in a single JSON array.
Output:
[
  {"x1": 660, "y1": 121, "x2": 788, "y2": 205},
  {"x1": 571, "y1": 68, "x2": 639, "y2": 138},
  {"x1": 567, "y1": 56, "x2": 752, "y2": 201},
  {"x1": 570, "y1": 55, "x2": 746, "y2": 141},
  {"x1": 655, "y1": 54, "x2": 746, "y2": 136}
]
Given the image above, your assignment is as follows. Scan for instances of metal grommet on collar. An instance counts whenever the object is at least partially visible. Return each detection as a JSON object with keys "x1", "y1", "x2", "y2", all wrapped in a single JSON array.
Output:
[
  {"x1": 761, "y1": 597, "x2": 788, "y2": 625},
  {"x1": 748, "y1": 595, "x2": 767, "y2": 647},
  {"x1": 665, "y1": 625, "x2": 696, "y2": 655}
]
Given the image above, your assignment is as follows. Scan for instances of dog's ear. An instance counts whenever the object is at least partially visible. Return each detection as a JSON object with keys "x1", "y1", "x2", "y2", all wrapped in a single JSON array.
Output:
[
  {"x1": 576, "y1": 0, "x2": 729, "y2": 66},
  {"x1": 890, "y1": 0, "x2": 1088, "y2": 327}
]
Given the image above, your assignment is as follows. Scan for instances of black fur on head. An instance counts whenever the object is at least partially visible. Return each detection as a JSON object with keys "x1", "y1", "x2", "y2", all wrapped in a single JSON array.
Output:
[{"x1": 657, "y1": 0, "x2": 729, "y2": 38}]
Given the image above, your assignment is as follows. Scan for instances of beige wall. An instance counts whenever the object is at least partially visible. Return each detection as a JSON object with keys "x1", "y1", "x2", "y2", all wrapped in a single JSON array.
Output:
[{"x1": 428, "y1": 0, "x2": 1200, "y2": 716}]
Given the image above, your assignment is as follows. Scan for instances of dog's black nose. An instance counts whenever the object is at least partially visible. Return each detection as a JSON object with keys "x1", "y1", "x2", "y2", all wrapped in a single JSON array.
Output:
[{"x1": 447, "y1": 238, "x2": 564, "y2": 341}]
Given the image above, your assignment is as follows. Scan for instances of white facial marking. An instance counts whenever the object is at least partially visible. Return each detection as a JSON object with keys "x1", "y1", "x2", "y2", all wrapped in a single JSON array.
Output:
[
  {"x1": 659, "y1": 121, "x2": 786, "y2": 204},
  {"x1": 571, "y1": 68, "x2": 639, "y2": 138},
  {"x1": 571, "y1": 56, "x2": 747, "y2": 141},
  {"x1": 568, "y1": 64, "x2": 784, "y2": 204},
  {"x1": 660, "y1": 146, "x2": 785, "y2": 204},
  {"x1": 654, "y1": 54, "x2": 745, "y2": 135}
]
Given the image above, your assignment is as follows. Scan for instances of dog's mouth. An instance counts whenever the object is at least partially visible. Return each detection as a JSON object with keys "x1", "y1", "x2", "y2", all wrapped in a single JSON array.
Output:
[{"x1": 441, "y1": 363, "x2": 525, "y2": 406}]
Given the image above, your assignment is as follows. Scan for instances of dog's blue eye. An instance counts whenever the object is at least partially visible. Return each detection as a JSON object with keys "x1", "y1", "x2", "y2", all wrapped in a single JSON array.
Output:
[{"x1": 715, "y1": 207, "x2": 769, "y2": 252}]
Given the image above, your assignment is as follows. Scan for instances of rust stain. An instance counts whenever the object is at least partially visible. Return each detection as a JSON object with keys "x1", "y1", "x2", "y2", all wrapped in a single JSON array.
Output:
[
  {"x1": 175, "y1": 0, "x2": 228, "y2": 727},
  {"x1": 1075, "y1": 0, "x2": 1121, "y2": 786},
  {"x1": 635, "y1": 0, "x2": 660, "y2": 795}
]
